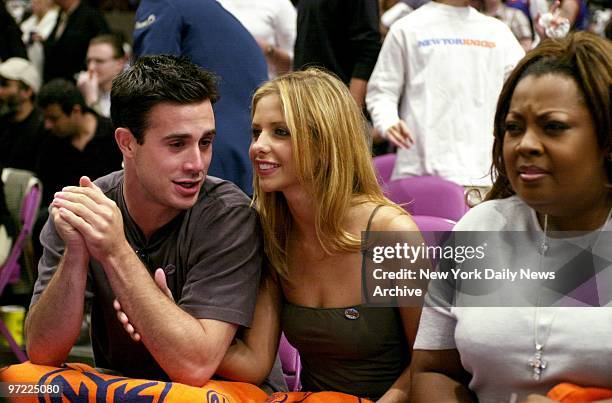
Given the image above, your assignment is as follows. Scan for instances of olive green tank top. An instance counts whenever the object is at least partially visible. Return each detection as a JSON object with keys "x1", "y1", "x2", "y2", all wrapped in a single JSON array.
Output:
[{"x1": 281, "y1": 206, "x2": 410, "y2": 400}]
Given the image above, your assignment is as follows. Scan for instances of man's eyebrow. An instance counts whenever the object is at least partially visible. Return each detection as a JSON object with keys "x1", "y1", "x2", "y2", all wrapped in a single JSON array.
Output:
[
  {"x1": 162, "y1": 130, "x2": 216, "y2": 141},
  {"x1": 162, "y1": 133, "x2": 191, "y2": 141}
]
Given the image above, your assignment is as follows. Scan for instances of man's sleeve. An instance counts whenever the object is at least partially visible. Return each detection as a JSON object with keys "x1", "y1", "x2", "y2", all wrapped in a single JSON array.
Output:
[
  {"x1": 178, "y1": 203, "x2": 262, "y2": 328},
  {"x1": 274, "y1": 0, "x2": 297, "y2": 60},
  {"x1": 348, "y1": 0, "x2": 382, "y2": 81},
  {"x1": 133, "y1": 0, "x2": 182, "y2": 57},
  {"x1": 366, "y1": 26, "x2": 407, "y2": 134}
]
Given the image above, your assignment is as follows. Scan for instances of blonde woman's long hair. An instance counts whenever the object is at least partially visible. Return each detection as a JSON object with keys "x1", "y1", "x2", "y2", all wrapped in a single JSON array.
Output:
[{"x1": 251, "y1": 68, "x2": 404, "y2": 278}]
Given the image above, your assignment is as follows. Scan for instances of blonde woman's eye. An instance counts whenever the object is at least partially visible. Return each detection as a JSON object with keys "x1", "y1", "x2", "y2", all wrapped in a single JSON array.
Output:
[
  {"x1": 252, "y1": 128, "x2": 262, "y2": 138},
  {"x1": 275, "y1": 128, "x2": 290, "y2": 137}
]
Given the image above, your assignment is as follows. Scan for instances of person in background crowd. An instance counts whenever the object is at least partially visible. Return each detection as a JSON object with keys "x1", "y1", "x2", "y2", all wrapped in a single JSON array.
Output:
[
  {"x1": 367, "y1": 0, "x2": 524, "y2": 193},
  {"x1": 1, "y1": 2, "x2": 28, "y2": 61},
  {"x1": 36, "y1": 78, "x2": 121, "y2": 206},
  {"x1": 482, "y1": 0, "x2": 533, "y2": 50},
  {"x1": 76, "y1": 33, "x2": 128, "y2": 117},
  {"x1": 293, "y1": 0, "x2": 381, "y2": 109},
  {"x1": 20, "y1": 0, "x2": 60, "y2": 78},
  {"x1": 0, "y1": 57, "x2": 46, "y2": 172},
  {"x1": 217, "y1": 0, "x2": 296, "y2": 78},
  {"x1": 43, "y1": 0, "x2": 109, "y2": 83}
]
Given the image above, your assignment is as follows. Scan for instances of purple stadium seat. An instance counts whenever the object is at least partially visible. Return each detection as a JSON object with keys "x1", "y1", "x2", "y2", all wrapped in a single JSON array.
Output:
[
  {"x1": 372, "y1": 153, "x2": 396, "y2": 186},
  {"x1": 386, "y1": 176, "x2": 468, "y2": 222},
  {"x1": 279, "y1": 332, "x2": 301, "y2": 391}
]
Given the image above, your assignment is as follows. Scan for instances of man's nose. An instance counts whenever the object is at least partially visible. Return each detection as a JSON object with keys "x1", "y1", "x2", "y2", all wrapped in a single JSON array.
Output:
[{"x1": 183, "y1": 145, "x2": 205, "y2": 172}]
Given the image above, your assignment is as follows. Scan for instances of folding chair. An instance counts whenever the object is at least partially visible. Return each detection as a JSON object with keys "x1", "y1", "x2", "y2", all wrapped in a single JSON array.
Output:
[{"x1": 0, "y1": 168, "x2": 42, "y2": 362}]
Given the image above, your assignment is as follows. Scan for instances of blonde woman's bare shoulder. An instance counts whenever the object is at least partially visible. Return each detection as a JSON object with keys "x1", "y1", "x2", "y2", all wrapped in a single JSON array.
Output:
[{"x1": 369, "y1": 204, "x2": 419, "y2": 232}]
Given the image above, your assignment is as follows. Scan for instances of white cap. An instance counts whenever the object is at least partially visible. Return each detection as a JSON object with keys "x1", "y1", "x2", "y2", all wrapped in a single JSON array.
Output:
[{"x1": 0, "y1": 58, "x2": 42, "y2": 93}]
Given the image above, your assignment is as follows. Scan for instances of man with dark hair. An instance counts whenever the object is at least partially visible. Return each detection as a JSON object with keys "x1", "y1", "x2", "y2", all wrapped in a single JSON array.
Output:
[
  {"x1": 26, "y1": 55, "x2": 262, "y2": 386},
  {"x1": 133, "y1": 0, "x2": 268, "y2": 195},
  {"x1": 0, "y1": 58, "x2": 47, "y2": 172},
  {"x1": 76, "y1": 33, "x2": 128, "y2": 117},
  {"x1": 36, "y1": 78, "x2": 121, "y2": 205}
]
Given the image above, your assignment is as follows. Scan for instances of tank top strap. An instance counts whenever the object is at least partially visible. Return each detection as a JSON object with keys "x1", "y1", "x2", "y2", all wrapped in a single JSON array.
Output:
[
  {"x1": 361, "y1": 205, "x2": 384, "y2": 304},
  {"x1": 361, "y1": 204, "x2": 383, "y2": 253}
]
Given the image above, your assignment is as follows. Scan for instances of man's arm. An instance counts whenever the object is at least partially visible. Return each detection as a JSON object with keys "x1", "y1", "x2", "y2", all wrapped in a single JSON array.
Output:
[
  {"x1": 349, "y1": 77, "x2": 368, "y2": 110},
  {"x1": 105, "y1": 247, "x2": 237, "y2": 386},
  {"x1": 114, "y1": 269, "x2": 279, "y2": 385},
  {"x1": 348, "y1": 0, "x2": 382, "y2": 108},
  {"x1": 366, "y1": 25, "x2": 414, "y2": 149},
  {"x1": 52, "y1": 178, "x2": 239, "y2": 386},
  {"x1": 25, "y1": 209, "x2": 90, "y2": 366}
]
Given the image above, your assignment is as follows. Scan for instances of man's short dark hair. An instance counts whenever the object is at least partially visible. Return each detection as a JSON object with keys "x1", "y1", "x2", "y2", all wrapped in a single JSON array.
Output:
[
  {"x1": 111, "y1": 55, "x2": 220, "y2": 144},
  {"x1": 90, "y1": 33, "x2": 127, "y2": 59},
  {"x1": 38, "y1": 79, "x2": 87, "y2": 115}
]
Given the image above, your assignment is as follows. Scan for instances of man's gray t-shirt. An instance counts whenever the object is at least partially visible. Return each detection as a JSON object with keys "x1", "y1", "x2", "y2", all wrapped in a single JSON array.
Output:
[{"x1": 31, "y1": 170, "x2": 262, "y2": 380}]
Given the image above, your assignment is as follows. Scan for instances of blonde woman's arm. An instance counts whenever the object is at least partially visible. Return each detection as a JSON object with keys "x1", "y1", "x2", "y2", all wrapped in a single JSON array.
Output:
[{"x1": 215, "y1": 273, "x2": 283, "y2": 384}]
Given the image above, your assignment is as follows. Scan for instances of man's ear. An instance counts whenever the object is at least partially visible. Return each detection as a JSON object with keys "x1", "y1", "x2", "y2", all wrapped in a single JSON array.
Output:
[{"x1": 115, "y1": 127, "x2": 137, "y2": 157}]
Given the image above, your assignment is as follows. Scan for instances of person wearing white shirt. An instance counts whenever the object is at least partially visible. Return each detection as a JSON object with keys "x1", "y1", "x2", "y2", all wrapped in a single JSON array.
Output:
[
  {"x1": 217, "y1": 0, "x2": 296, "y2": 78},
  {"x1": 366, "y1": 0, "x2": 524, "y2": 187},
  {"x1": 20, "y1": 0, "x2": 59, "y2": 78}
]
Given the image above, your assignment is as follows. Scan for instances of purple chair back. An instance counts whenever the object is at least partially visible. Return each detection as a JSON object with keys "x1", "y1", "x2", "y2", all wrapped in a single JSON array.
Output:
[
  {"x1": 279, "y1": 332, "x2": 301, "y2": 391},
  {"x1": 0, "y1": 184, "x2": 41, "y2": 362},
  {"x1": 386, "y1": 176, "x2": 468, "y2": 221},
  {"x1": 372, "y1": 153, "x2": 396, "y2": 186}
]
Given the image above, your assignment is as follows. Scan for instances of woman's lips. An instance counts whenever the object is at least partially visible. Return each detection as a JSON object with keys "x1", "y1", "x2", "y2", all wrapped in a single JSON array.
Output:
[{"x1": 518, "y1": 165, "x2": 549, "y2": 182}]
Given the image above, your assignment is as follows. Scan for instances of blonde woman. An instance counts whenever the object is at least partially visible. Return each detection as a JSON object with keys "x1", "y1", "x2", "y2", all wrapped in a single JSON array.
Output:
[{"x1": 215, "y1": 68, "x2": 421, "y2": 402}]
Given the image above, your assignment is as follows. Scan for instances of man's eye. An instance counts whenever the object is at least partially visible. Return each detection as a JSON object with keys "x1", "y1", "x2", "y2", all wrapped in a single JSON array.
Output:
[
  {"x1": 170, "y1": 142, "x2": 184, "y2": 148},
  {"x1": 200, "y1": 139, "x2": 212, "y2": 147}
]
